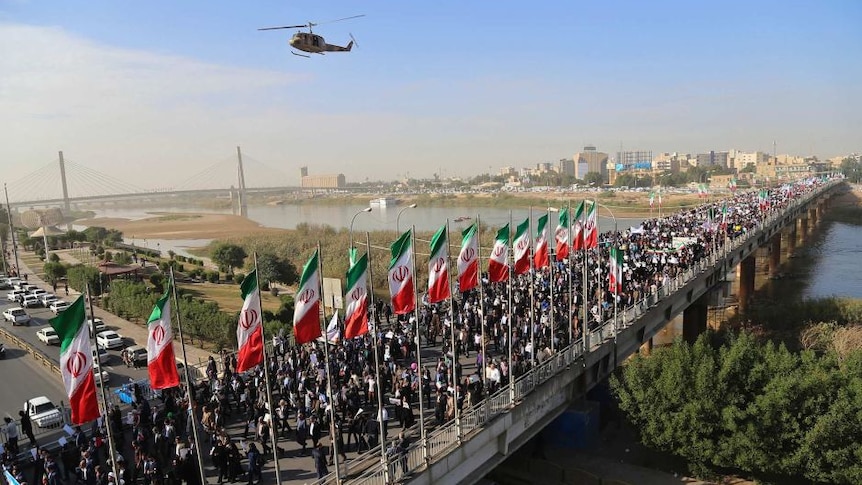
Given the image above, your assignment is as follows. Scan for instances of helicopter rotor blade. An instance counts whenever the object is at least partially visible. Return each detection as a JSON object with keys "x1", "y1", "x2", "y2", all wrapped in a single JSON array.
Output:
[
  {"x1": 316, "y1": 14, "x2": 365, "y2": 26},
  {"x1": 258, "y1": 25, "x2": 307, "y2": 31}
]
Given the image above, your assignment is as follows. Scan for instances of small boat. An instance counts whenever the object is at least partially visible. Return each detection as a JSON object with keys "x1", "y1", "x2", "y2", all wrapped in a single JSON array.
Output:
[{"x1": 370, "y1": 197, "x2": 397, "y2": 208}]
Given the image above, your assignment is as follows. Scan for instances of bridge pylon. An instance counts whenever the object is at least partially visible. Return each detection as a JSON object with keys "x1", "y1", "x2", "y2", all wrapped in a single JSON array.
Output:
[
  {"x1": 236, "y1": 146, "x2": 248, "y2": 218},
  {"x1": 59, "y1": 151, "x2": 70, "y2": 212}
]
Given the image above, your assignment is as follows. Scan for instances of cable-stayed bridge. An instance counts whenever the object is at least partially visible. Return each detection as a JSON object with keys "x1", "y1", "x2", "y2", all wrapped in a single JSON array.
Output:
[{"x1": 4, "y1": 148, "x2": 314, "y2": 213}]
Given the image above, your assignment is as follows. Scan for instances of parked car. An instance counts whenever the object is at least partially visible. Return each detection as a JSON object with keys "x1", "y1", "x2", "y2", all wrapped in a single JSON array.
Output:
[
  {"x1": 92, "y1": 360, "x2": 110, "y2": 385},
  {"x1": 21, "y1": 294, "x2": 41, "y2": 308},
  {"x1": 0, "y1": 279, "x2": 11, "y2": 290},
  {"x1": 96, "y1": 330, "x2": 124, "y2": 350},
  {"x1": 7, "y1": 289, "x2": 26, "y2": 302},
  {"x1": 40, "y1": 294, "x2": 58, "y2": 307},
  {"x1": 26, "y1": 396, "x2": 63, "y2": 428},
  {"x1": 87, "y1": 318, "x2": 107, "y2": 336},
  {"x1": 6, "y1": 278, "x2": 22, "y2": 289},
  {"x1": 92, "y1": 347, "x2": 109, "y2": 365},
  {"x1": 49, "y1": 300, "x2": 71, "y2": 314},
  {"x1": 3, "y1": 307, "x2": 30, "y2": 325},
  {"x1": 122, "y1": 345, "x2": 148, "y2": 368},
  {"x1": 36, "y1": 328, "x2": 60, "y2": 345},
  {"x1": 29, "y1": 288, "x2": 47, "y2": 299},
  {"x1": 20, "y1": 284, "x2": 37, "y2": 293}
]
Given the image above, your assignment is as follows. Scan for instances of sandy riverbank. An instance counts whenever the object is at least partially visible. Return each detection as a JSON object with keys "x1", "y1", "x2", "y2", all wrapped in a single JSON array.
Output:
[{"x1": 79, "y1": 213, "x2": 285, "y2": 240}]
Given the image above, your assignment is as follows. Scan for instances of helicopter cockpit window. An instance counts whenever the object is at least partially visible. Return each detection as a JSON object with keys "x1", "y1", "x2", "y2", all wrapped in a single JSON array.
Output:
[{"x1": 312, "y1": 36, "x2": 319, "y2": 47}]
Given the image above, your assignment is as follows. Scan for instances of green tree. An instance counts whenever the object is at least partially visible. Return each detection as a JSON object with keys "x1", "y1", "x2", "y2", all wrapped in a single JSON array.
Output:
[
  {"x1": 840, "y1": 157, "x2": 862, "y2": 183},
  {"x1": 583, "y1": 171, "x2": 604, "y2": 187},
  {"x1": 43, "y1": 262, "x2": 67, "y2": 285},
  {"x1": 67, "y1": 265, "x2": 103, "y2": 296},
  {"x1": 211, "y1": 243, "x2": 247, "y2": 274},
  {"x1": 254, "y1": 252, "x2": 299, "y2": 290}
]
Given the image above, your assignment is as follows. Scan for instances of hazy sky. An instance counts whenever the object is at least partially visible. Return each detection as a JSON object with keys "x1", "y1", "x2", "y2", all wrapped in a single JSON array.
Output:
[{"x1": 1, "y1": 1, "x2": 860, "y2": 199}]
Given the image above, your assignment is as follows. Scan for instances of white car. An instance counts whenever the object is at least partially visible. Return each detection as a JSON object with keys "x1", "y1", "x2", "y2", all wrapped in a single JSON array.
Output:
[
  {"x1": 49, "y1": 300, "x2": 71, "y2": 314},
  {"x1": 92, "y1": 360, "x2": 110, "y2": 385},
  {"x1": 87, "y1": 318, "x2": 107, "y2": 335},
  {"x1": 26, "y1": 396, "x2": 63, "y2": 428},
  {"x1": 41, "y1": 294, "x2": 58, "y2": 307},
  {"x1": 21, "y1": 294, "x2": 41, "y2": 308},
  {"x1": 96, "y1": 330, "x2": 124, "y2": 350},
  {"x1": 92, "y1": 346, "x2": 109, "y2": 364},
  {"x1": 7, "y1": 289, "x2": 26, "y2": 302},
  {"x1": 30, "y1": 288, "x2": 47, "y2": 299},
  {"x1": 36, "y1": 328, "x2": 60, "y2": 345},
  {"x1": 3, "y1": 307, "x2": 30, "y2": 325}
]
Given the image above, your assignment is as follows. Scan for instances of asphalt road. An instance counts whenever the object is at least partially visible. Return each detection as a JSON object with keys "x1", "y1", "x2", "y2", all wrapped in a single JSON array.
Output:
[
  {"x1": 0, "y1": 341, "x2": 67, "y2": 419},
  {"x1": 0, "y1": 290, "x2": 151, "y2": 390}
]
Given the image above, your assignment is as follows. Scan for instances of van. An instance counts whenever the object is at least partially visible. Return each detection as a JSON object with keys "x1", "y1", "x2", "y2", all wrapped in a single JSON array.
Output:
[{"x1": 21, "y1": 294, "x2": 41, "y2": 308}]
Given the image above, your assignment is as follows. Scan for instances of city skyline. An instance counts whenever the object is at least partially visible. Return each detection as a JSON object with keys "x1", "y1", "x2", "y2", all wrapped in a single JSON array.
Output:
[{"x1": 1, "y1": 1, "x2": 860, "y2": 190}]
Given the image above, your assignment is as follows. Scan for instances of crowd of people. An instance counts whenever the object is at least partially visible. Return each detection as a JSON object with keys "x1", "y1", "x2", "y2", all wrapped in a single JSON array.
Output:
[{"x1": 0, "y1": 177, "x2": 834, "y2": 484}]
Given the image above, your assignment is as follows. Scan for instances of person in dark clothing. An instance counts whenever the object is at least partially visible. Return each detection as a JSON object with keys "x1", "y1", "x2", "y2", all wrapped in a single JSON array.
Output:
[
  {"x1": 19, "y1": 407, "x2": 37, "y2": 446},
  {"x1": 311, "y1": 442, "x2": 328, "y2": 479},
  {"x1": 245, "y1": 443, "x2": 262, "y2": 485}
]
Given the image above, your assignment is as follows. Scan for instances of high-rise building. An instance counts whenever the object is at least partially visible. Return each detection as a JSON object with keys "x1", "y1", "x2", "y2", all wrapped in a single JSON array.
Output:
[
  {"x1": 301, "y1": 173, "x2": 346, "y2": 189},
  {"x1": 557, "y1": 158, "x2": 575, "y2": 176},
  {"x1": 574, "y1": 146, "x2": 609, "y2": 181},
  {"x1": 695, "y1": 151, "x2": 729, "y2": 168},
  {"x1": 730, "y1": 151, "x2": 769, "y2": 171},
  {"x1": 615, "y1": 150, "x2": 653, "y2": 172}
]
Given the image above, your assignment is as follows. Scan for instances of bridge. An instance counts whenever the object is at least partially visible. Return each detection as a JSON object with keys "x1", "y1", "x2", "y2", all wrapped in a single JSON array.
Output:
[
  {"x1": 4, "y1": 148, "x2": 316, "y2": 213},
  {"x1": 321, "y1": 179, "x2": 843, "y2": 485}
]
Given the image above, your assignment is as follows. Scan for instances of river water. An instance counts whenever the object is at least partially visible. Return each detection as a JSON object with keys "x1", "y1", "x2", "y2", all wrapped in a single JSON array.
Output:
[{"x1": 796, "y1": 220, "x2": 862, "y2": 299}]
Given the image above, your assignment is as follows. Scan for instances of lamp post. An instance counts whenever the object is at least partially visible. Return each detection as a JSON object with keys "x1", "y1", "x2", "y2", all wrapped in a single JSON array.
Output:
[
  {"x1": 349, "y1": 207, "x2": 372, "y2": 264},
  {"x1": 396, "y1": 203, "x2": 418, "y2": 233}
]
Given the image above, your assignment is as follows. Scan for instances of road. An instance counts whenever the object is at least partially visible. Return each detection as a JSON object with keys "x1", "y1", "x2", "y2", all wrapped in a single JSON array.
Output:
[
  {"x1": 0, "y1": 292, "x2": 151, "y2": 390},
  {"x1": 0, "y1": 341, "x2": 67, "y2": 418}
]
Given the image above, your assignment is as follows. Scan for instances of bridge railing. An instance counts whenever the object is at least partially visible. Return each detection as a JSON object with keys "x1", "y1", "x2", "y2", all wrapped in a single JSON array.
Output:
[{"x1": 308, "y1": 180, "x2": 837, "y2": 485}]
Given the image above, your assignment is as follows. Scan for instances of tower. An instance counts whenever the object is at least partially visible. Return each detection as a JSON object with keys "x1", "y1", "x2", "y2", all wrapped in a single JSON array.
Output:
[
  {"x1": 58, "y1": 151, "x2": 70, "y2": 211},
  {"x1": 236, "y1": 146, "x2": 248, "y2": 217}
]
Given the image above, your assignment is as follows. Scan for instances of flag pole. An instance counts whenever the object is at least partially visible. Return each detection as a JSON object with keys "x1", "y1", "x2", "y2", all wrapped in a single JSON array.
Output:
[
  {"x1": 507, "y1": 211, "x2": 514, "y2": 402},
  {"x1": 365, "y1": 232, "x2": 389, "y2": 483},
  {"x1": 410, "y1": 226, "x2": 429, "y2": 462},
  {"x1": 581, "y1": 202, "x2": 589, "y2": 359},
  {"x1": 528, "y1": 208, "x2": 536, "y2": 368},
  {"x1": 566, "y1": 201, "x2": 573, "y2": 347},
  {"x1": 445, "y1": 219, "x2": 461, "y2": 440},
  {"x1": 253, "y1": 252, "x2": 283, "y2": 485},
  {"x1": 476, "y1": 216, "x2": 487, "y2": 397},
  {"x1": 547, "y1": 206, "x2": 555, "y2": 355},
  {"x1": 169, "y1": 268, "x2": 207, "y2": 485},
  {"x1": 323, "y1": 288, "x2": 342, "y2": 483},
  {"x1": 85, "y1": 285, "x2": 120, "y2": 481}
]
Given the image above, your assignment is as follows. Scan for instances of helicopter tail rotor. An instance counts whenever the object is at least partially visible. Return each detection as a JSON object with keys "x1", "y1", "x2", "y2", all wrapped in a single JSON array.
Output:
[{"x1": 348, "y1": 33, "x2": 358, "y2": 50}]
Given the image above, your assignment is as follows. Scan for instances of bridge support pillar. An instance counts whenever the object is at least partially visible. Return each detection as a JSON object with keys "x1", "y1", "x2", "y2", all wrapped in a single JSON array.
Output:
[
  {"x1": 639, "y1": 337, "x2": 653, "y2": 356},
  {"x1": 785, "y1": 225, "x2": 797, "y2": 256},
  {"x1": 683, "y1": 295, "x2": 709, "y2": 345},
  {"x1": 58, "y1": 151, "x2": 71, "y2": 212},
  {"x1": 809, "y1": 207, "x2": 818, "y2": 227},
  {"x1": 738, "y1": 255, "x2": 756, "y2": 314},
  {"x1": 799, "y1": 216, "x2": 809, "y2": 243},
  {"x1": 768, "y1": 235, "x2": 781, "y2": 278}
]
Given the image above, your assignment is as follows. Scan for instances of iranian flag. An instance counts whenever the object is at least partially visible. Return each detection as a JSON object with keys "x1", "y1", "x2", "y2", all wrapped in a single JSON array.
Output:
[
  {"x1": 344, "y1": 253, "x2": 369, "y2": 339},
  {"x1": 572, "y1": 201, "x2": 585, "y2": 251},
  {"x1": 293, "y1": 250, "x2": 323, "y2": 344},
  {"x1": 720, "y1": 203, "x2": 729, "y2": 230},
  {"x1": 388, "y1": 230, "x2": 416, "y2": 315},
  {"x1": 236, "y1": 270, "x2": 263, "y2": 372},
  {"x1": 427, "y1": 225, "x2": 450, "y2": 304},
  {"x1": 513, "y1": 218, "x2": 531, "y2": 274},
  {"x1": 146, "y1": 284, "x2": 179, "y2": 390},
  {"x1": 649, "y1": 192, "x2": 656, "y2": 208},
  {"x1": 49, "y1": 296, "x2": 99, "y2": 425},
  {"x1": 609, "y1": 247, "x2": 623, "y2": 294},
  {"x1": 554, "y1": 207, "x2": 569, "y2": 261},
  {"x1": 488, "y1": 224, "x2": 510, "y2": 283},
  {"x1": 533, "y1": 214, "x2": 549, "y2": 269},
  {"x1": 457, "y1": 223, "x2": 479, "y2": 292},
  {"x1": 583, "y1": 202, "x2": 598, "y2": 249}
]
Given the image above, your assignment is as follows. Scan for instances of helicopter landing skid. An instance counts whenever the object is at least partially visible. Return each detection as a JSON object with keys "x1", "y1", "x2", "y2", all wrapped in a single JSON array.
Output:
[{"x1": 291, "y1": 51, "x2": 311, "y2": 58}]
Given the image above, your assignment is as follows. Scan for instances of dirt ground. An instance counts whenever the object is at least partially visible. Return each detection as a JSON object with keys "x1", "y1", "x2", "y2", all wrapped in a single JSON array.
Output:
[{"x1": 80, "y1": 213, "x2": 284, "y2": 240}]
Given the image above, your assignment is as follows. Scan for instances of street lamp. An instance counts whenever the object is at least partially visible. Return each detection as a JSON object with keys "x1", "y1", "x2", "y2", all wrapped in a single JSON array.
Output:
[
  {"x1": 349, "y1": 207, "x2": 373, "y2": 263},
  {"x1": 396, "y1": 203, "x2": 418, "y2": 233}
]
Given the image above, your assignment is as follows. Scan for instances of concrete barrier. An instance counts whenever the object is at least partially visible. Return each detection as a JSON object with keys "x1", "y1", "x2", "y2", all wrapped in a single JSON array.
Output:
[{"x1": 0, "y1": 327, "x2": 60, "y2": 375}]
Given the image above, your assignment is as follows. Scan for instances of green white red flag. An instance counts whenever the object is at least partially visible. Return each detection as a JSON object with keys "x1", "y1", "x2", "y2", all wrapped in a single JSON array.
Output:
[
  {"x1": 146, "y1": 283, "x2": 179, "y2": 390},
  {"x1": 584, "y1": 202, "x2": 598, "y2": 249},
  {"x1": 572, "y1": 201, "x2": 585, "y2": 251},
  {"x1": 457, "y1": 223, "x2": 479, "y2": 292},
  {"x1": 344, "y1": 253, "x2": 369, "y2": 339},
  {"x1": 533, "y1": 214, "x2": 549, "y2": 269},
  {"x1": 488, "y1": 224, "x2": 509, "y2": 283},
  {"x1": 649, "y1": 192, "x2": 656, "y2": 208},
  {"x1": 609, "y1": 247, "x2": 623, "y2": 294},
  {"x1": 237, "y1": 270, "x2": 263, "y2": 371},
  {"x1": 293, "y1": 250, "x2": 323, "y2": 344},
  {"x1": 49, "y1": 296, "x2": 99, "y2": 425},
  {"x1": 388, "y1": 230, "x2": 416, "y2": 314},
  {"x1": 427, "y1": 225, "x2": 450, "y2": 304},
  {"x1": 513, "y1": 218, "x2": 531, "y2": 274},
  {"x1": 554, "y1": 207, "x2": 569, "y2": 261}
]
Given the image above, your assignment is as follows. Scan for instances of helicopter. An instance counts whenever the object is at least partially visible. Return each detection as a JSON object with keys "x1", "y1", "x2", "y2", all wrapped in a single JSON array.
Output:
[{"x1": 258, "y1": 14, "x2": 365, "y2": 58}]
